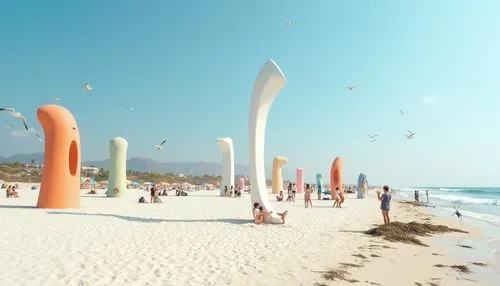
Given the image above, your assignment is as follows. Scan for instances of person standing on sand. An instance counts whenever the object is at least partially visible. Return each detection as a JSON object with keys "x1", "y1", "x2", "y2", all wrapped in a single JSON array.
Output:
[
  {"x1": 150, "y1": 186, "x2": 156, "y2": 203},
  {"x1": 286, "y1": 183, "x2": 293, "y2": 202},
  {"x1": 292, "y1": 183, "x2": 296, "y2": 202},
  {"x1": 377, "y1": 185, "x2": 391, "y2": 225},
  {"x1": 426, "y1": 190, "x2": 429, "y2": 204},
  {"x1": 304, "y1": 184, "x2": 313, "y2": 208}
]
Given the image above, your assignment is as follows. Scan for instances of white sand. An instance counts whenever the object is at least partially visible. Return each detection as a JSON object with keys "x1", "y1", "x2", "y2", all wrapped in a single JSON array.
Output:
[{"x1": 0, "y1": 185, "x2": 491, "y2": 285}]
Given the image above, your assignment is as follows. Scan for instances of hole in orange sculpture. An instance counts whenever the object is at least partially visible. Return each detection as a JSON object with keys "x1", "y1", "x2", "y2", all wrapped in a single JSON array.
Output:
[{"x1": 69, "y1": 140, "x2": 78, "y2": 176}]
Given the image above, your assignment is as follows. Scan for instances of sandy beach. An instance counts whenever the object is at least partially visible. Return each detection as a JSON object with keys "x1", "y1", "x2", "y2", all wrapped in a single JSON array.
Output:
[{"x1": 0, "y1": 184, "x2": 494, "y2": 286}]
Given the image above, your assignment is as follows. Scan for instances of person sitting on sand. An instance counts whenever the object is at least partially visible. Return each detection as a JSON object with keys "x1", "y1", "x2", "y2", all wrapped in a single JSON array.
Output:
[
  {"x1": 377, "y1": 185, "x2": 391, "y2": 225},
  {"x1": 304, "y1": 184, "x2": 313, "y2": 208},
  {"x1": 87, "y1": 189, "x2": 96, "y2": 195},
  {"x1": 252, "y1": 202, "x2": 287, "y2": 224},
  {"x1": 276, "y1": 191, "x2": 284, "y2": 202},
  {"x1": 139, "y1": 196, "x2": 146, "y2": 203},
  {"x1": 9, "y1": 186, "x2": 19, "y2": 198}
]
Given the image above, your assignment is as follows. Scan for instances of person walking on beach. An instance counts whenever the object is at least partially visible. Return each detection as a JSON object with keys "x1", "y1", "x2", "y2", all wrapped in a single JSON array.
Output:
[
  {"x1": 377, "y1": 185, "x2": 391, "y2": 225},
  {"x1": 426, "y1": 190, "x2": 429, "y2": 204},
  {"x1": 292, "y1": 183, "x2": 296, "y2": 202},
  {"x1": 286, "y1": 183, "x2": 293, "y2": 202},
  {"x1": 304, "y1": 184, "x2": 313, "y2": 208}
]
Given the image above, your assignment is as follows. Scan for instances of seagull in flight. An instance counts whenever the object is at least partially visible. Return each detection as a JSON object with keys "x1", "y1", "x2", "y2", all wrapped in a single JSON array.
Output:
[
  {"x1": 346, "y1": 85, "x2": 357, "y2": 92},
  {"x1": 0, "y1": 108, "x2": 29, "y2": 131},
  {"x1": 406, "y1": 130, "x2": 416, "y2": 140},
  {"x1": 368, "y1": 134, "x2": 378, "y2": 143},
  {"x1": 52, "y1": 97, "x2": 60, "y2": 102},
  {"x1": 399, "y1": 109, "x2": 404, "y2": 115},
  {"x1": 155, "y1": 140, "x2": 167, "y2": 150},
  {"x1": 33, "y1": 131, "x2": 43, "y2": 142},
  {"x1": 285, "y1": 20, "x2": 293, "y2": 27},
  {"x1": 82, "y1": 83, "x2": 93, "y2": 93},
  {"x1": 126, "y1": 106, "x2": 134, "y2": 111}
]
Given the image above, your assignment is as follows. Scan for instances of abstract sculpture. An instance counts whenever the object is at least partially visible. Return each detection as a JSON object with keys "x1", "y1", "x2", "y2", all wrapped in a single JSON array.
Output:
[
  {"x1": 296, "y1": 168, "x2": 304, "y2": 193},
  {"x1": 37, "y1": 105, "x2": 81, "y2": 208},
  {"x1": 316, "y1": 173, "x2": 323, "y2": 198},
  {"x1": 106, "y1": 137, "x2": 128, "y2": 197},
  {"x1": 330, "y1": 157, "x2": 344, "y2": 201},
  {"x1": 272, "y1": 156, "x2": 288, "y2": 194},
  {"x1": 357, "y1": 173, "x2": 367, "y2": 199},
  {"x1": 217, "y1": 137, "x2": 234, "y2": 196},
  {"x1": 249, "y1": 59, "x2": 286, "y2": 221}
]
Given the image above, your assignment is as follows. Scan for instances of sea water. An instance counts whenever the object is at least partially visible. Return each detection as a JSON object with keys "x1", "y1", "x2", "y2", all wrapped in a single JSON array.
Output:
[{"x1": 394, "y1": 187, "x2": 500, "y2": 282}]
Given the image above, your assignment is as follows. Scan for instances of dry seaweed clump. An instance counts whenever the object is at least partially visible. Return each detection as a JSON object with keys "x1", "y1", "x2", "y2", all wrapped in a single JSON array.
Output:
[{"x1": 365, "y1": 222, "x2": 468, "y2": 246}]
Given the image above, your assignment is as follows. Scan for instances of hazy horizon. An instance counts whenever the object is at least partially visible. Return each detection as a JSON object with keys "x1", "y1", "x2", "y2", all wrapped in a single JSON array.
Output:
[{"x1": 2, "y1": 1, "x2": 500, "y2": 187}]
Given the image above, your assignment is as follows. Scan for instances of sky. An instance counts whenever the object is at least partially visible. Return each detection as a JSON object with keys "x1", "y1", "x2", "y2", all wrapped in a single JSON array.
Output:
[{"x1": 1, "y1": 0, "x2": 500, "y2": 187}]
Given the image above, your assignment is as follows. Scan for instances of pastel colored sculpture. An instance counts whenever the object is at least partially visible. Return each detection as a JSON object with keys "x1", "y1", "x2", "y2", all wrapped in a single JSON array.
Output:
[
  {"x1": 316, "y1": 173, "x2": 323, "y2": 195},
  {"x1": 217, "y1": 137, "x2": 234, "y2": 196},
  {"x1": 106, "y1": 137, "x2": 128, "y2": 197},
  {"x1": 330, "y1": 157, "x2": 344, "y2": 200},
  {"x1": 357, "y1": 173, "x2": 367, "y2": 199},
  {"x1": 249, "y1": 59, "x2": 286, "y2": 222},
  {"x1": 296, "y1": 168, "x2": 304, "y2": 193},
  {"x1": 272, "y1": 156, "x2": 288, "y2": 194},
  {"x1": 37, "y1": 105, "x2": 81, "y2": 208}
]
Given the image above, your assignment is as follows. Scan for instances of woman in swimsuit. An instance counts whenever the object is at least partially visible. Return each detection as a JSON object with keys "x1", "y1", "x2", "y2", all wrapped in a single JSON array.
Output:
[{"x1": 304, "y1": 184, "x2": 313, "y2": 208}]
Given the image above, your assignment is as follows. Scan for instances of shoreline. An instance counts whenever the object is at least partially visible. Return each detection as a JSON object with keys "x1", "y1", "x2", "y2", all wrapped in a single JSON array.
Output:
[
  {"x1": 0, "y1": 183, "x2": 497, "y2": 285},
  {"x1": 312, "y1": 191, "x2": 496, "y2": 285}
]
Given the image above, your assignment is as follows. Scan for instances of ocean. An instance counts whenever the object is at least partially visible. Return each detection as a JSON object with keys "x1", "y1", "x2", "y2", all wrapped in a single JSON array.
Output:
[{"x1": 394, "y1": 187, "x2": 500, "y2": 229}]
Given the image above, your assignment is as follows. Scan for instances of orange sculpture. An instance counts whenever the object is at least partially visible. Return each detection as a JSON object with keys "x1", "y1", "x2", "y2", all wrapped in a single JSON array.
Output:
[
  {"x1": 37, "y1": 105, "x2": 81, "y2": 208},
  {"x1": 330, "y1": 157, "x2": 344, "y2": 200}
]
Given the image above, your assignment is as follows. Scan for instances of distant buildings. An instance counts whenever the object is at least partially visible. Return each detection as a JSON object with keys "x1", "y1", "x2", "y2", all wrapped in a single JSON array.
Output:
[{"x1": 82, "y1": 166, "x2": 99, "y2": 175}]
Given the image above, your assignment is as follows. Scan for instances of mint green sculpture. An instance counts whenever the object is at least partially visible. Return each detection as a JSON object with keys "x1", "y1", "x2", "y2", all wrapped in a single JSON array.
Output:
[{"x1": 106, "y1": 137, "x2": 128, "y2": 197}]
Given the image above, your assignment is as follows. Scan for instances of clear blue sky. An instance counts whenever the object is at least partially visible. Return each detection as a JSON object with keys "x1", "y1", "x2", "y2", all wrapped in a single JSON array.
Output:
[{"x1": 1, "y1": 1, "x2": 500, "y2": 187}]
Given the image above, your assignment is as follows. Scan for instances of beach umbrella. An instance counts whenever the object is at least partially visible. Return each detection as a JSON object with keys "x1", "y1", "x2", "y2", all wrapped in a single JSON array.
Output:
[
  {"x1": 131, "y1": 181, "x2": 140, "y2": 185},
  {"x1": 144, "y1": 182, "x2": 154, "y2": 185}
]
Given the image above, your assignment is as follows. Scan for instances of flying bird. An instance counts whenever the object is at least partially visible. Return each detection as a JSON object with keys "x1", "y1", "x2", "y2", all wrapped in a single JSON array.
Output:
[
  {"x1": 368, "y1": 134, "x2": 379, "y2": 139},
  {"x1": 406, "y1": 130, "x2": 416, "y2": 140},
  {"x1": 2, "y1": 123, "x2": 11, "y2": 129},
  {"x1": 345, "y1": 85, "x2": 357, "y2": 92},
  {"x1": 370, "y1": 138, "x2": 377, "y2": 143},
  {"x1": 155, "y1": 140, "x2": 167, "y2": 150},
  {"x1": 399, "y1": 109, "x2": 404, "y2": 115},
  {"x1": 52, "y1": 97, "x2": 60, "y2": 102},
  {"x1": 82, "y1": 83, "x2": 93, "y2": 93},
  {"x1": 33, "y1": 131, "x2": 43, "y2": 142},
  {"x1": 0, "y1": 108, "x2": 29, "y2": 131},
  {"x1": 285, "y1": 20, "x2": 293, "y2": 27},
  {"x1": 126, "y1": 106, "x2": 134, "y2": 111}
]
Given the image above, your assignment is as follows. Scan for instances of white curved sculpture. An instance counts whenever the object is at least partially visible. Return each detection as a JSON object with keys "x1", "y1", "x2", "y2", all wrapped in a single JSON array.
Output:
[
  {"x1": 106, "y1": 137, "x2": 128, "y2": 197},
  {"x1": 249, "y1": 59, "x2": 286, "y2": 222},
  {"x1": 272, "y1": 156, "x2": 288, "y2": 194},
  {"x1": 216, "y1": 137, "x2": 234, "y2": 196}
]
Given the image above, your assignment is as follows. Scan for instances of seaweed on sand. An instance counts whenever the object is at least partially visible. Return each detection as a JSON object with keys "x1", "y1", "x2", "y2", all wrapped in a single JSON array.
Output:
[{"x1": 365, "y1": 222, "x2": 468, "y2": 246}]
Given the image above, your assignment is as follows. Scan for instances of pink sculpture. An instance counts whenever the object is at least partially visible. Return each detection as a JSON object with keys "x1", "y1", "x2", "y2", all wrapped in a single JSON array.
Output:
[{"x1": 296, "y1": 168, "x2": 304, "y2": 193}]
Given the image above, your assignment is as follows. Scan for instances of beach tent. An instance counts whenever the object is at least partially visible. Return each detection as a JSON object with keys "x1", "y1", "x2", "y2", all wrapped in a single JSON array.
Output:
[{"x1": 357, "y1": 173, "x2": 367, "y2": 199}]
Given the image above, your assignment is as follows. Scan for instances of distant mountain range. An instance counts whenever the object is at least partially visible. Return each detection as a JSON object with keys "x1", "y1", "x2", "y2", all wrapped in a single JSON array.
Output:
[{"x1": 0, "y1": 152, "x2": 294, "y2": 178}]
